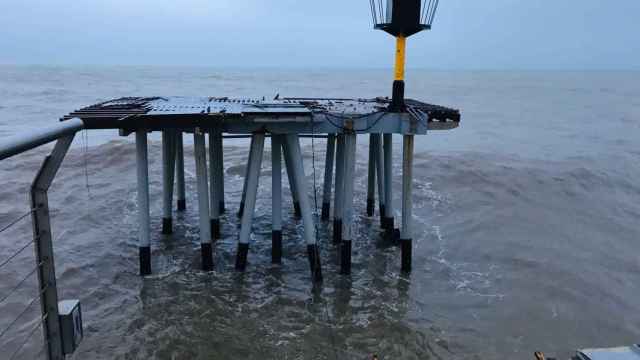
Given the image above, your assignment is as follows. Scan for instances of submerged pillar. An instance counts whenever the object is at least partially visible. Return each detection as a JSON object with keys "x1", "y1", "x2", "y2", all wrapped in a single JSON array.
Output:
[
  {"x1": 162, "y1": 129, "x2": 176, "y2": 234},
  {"x1": 332, "y1": 134, "x2": 346, "y2": 244},
  {"x1": 401, "y1": 135, "x2": 414, "y2": 273},
  {"x1": 271, "y1": 135, "x2": 283, "y2": 264},
  {"x1": 238, "y1": 136, "x2": 255, "y2": 218},
  {"x1": 283, "y1": 145, "x2": 301, "y2": 218},
  {"x1": 136, "y1": 129, "x2": 151, "y2": 275},
  {"x1": 209, "y1": 130, "x2": 221, "y2": 239},
  {"x1": 373, "y1": 134, "x2": 386, "y2": 227},
  {"x1": 366, "y1": 134, "x2": 376, "y2": 216},
  {"x1": 383, "y1": 133, "x2": 396, "y2": 241},
  {"x1": 194, "y1": 129, "x2": 213, "y2": 271},
  {"x1": 284, "y1": 134, "x2": 322, "y2": 283},
  {"x1": 214, "y1": 129, "x2": 225, "y2": 213},
  {"x1": 340, "y1": 133, "x2": 357, "y2": 275},
  {"x1": 236, "y1": 133, "x2": 265, "y2": 271},
  {"x1": 175, "y1": 131, "x2": 186, "y2": 211},
  {"x1": 321, "y1": 134, "x2": 336, "y2": 220}
]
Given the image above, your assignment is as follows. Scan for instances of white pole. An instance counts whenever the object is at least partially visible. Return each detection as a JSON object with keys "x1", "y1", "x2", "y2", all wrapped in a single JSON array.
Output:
[
  {"x1": 236, "y1": 133, "x2": 265, "y2": 271},
  {"x1": 321, "y1": 134, "x2": 336, "y2": 220},
  {"x1": 214, "y1": 129, "x2": 225, "y2": 214},
  {"x1": 175, "y1": 131, "x2": 186, "y2": 211},
  {"x1": 401, "y1": 135, "x2": 414, "y2": 273},
  {"x1": 283, "y1": 144, "x2": 301, "y2": 218},
  {"x1": 374, "y1": 134, "x2": 386, "y2": 227},
  {"x1": 383, "y1": 133, "x2": 395, "y2": 241},
  {"x1": 162, "y1": 130, "x2": 176, "y2": 234},
  {"x1": 209, "y1": 131, "x2": 221, "y2": 239},
  {"x1": 136, "y1": 129, "x2": 151, "y2": 275},
  {"x1": 366, "y1": 134, "x2": 376, "y2": 216},
  {"x1": 194, "y1": 128, "x2": 213, "y2": 271},
  {"x1": 238, "y1": 136, "x2": 254, "y2": 217},
  {"x1": 340, "y1": 133, "x2": 357, "y2": 275},
  {"x1": 271, "y1": 135, "x2": 283, "y2": 264},
  {"x1": 332, "y1": 134, "x2": 346, "y2": 244}
]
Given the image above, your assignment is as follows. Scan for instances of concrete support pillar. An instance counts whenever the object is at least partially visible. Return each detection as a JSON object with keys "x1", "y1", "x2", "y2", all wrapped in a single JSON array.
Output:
[
  {"x1": 236, "y1": 133, "x2": 265, "y2": 271},
  {"x1": 194, "y1": 129, "x2": 213, "y2": 271},
  {"x1": 366, "y1": 134, "x2": 376, "y2": 216},
  {"x1": 284, "y1": 134, "x2": 322, "y2": 283},
  {"x1": 373, "y1": 134, "x2": 386, "y2": 227},
  {"x1": 238, "y1": 136, "x2": 254, "y2": 218},
  {"x1": 283, "y1": 144, "x2": 301, "y2": 218},
  {"x1": 135, "y1": 130, "x2": 151, "y2": 275},
  {"x1": 383, "y1": 133, "x2": 397, "y2": 241},
  {"x1": 332, "y1": 134, "x2": 346, "y2": 244},
  {"x1": 271, "y1": 135, "x2": 283, "y2": 264},
  {"x1": 401, "y1": 135, "x2": 414, "y2": 273},
  {"x1": 321, "y1": 134, "x2": 336, "y2": 220},
  {"x1": 214, "y1": 130, "x2": 225, "y2": 213},
  {"x1": 340, "y1": 133, "x2": 357, "y2": 275},
  {"x1": 162, "y1": 129, "x2": 176, "y2": 234},
  {"x1": 175, "y1": 131, "x2": 186, "y2": 211},
  {"x1": 209, "y1": 130, "x2": 221, "y2": 239}
]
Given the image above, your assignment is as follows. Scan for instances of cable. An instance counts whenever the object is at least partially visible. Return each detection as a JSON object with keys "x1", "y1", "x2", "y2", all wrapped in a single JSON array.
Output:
[
  {"x1": 317, "y1": 111, "x2": 389, "y2": 133},
  {"x1": 8, "y1": 314, "x2": 47, "y2": 360},
  {"x1": 0, "y1": 287, "x2": 46, "y2": 340},
  {"x1": 0, "y1": 210, "x2": 35, "y2": 234},
  {"x1": 0, "y1": 239, "x2": 36, "y2": 271},
  {"x1": 0, "y1": 262, "x2": 43, "y2": 305}
]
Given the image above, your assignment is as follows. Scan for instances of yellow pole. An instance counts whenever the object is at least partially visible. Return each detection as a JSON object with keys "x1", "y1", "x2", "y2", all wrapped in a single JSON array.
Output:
[{"x1": 394, "y1": 36, "x2": 406, "y2": 81}]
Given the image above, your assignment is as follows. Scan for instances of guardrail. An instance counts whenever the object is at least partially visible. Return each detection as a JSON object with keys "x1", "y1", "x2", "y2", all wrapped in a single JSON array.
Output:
[{"x1": 0, "y1": 118, "x2": 84, "y2": 360}]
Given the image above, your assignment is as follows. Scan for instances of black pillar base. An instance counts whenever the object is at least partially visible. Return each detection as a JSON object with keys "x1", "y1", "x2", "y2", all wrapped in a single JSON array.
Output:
[
  {"x1": 177, "y1": 199, "x2": 186, "y2": 211},
  {"x1": 389, "y1": 80, "x2": 406, "y2": 113},
  {"x1": 321, "y1": 202, "x2": 331, "y2": 221},
  {"x1": 210, "y1": 218, "x2": 221, "y2": 239},
  {"x1": 385, "y1": 227, "x2": 401, "y2": 244},
  {"x1": 382, "y1": 216, "x2": 394, "y2": 231},
  {"x1": 401, "y1": 239, "x2": 412, "y2": 273},
  {"x1": 237, "y1": 201, "x2": 245, "y2": 218},
  {"x1": 340, "y1": 240, "x2": 352, "y2": 275},
  {"x1": 162, "y1": 217, "x2": 172, "y2": 235},
  {"x1": 293, "y1": 202, "x2": 302, "y2": 218},
  {"x1": 139, "y1": 246, "x2": 151, "y2": 276},
  {"x1": 235, "y1": 243, "x2": 249, "y2": 271},
  {"x1": 307, "y1": 244, "x2": 323, "y2": 283},
  {"x1": 332, "y1": 219, "x2": 342, "y2": 244},
  {"x1": 272, "y1": 230, "x2": 282, "y2": 264},
  {"x1": 379, "y1": 204, "x2": 386, "y2": 227},
  {"x1": 366, "y1": 198, "x2": 375, "y2": 217},
  {"x1": 201, "y1": 243, "x2": 213, "y2": 271},
  {"x1": 219, "y1": 201, "x2": 226, "y2": 214}
]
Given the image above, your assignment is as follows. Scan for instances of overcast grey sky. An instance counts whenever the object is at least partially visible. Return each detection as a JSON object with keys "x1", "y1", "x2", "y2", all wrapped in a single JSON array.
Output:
[{"x1": 1, "y1": 0, "x2": 638, "y2": 70}]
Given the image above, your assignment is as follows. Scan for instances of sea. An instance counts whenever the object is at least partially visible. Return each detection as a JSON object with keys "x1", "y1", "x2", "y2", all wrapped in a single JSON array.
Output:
[{"x1": 0, "y1": 65, "x2": 639, "y2": 359}]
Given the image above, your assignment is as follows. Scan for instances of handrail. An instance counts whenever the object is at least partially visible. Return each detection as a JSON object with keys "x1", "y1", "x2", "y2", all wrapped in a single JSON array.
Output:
[{"x1": 0, "y1": 118, "x2": 84, "y2": 161}]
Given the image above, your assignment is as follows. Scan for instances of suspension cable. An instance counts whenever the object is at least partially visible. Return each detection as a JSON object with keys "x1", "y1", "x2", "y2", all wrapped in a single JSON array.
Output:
[
  {"x1": 0, "y1": 286, "x2": 47, "y2": 340},
  {"x1": 0, "y1": 210, "x2": 35, "y2": 234},
  {"x1": 8, "y1": 314, "x2": 48, "y2": 360},
  {"x1": 0, "y1": 261, "x2": 43, "y2": 305},
  {"x1": 0, "y1": 238, "x2": 36, "y2": 271}
]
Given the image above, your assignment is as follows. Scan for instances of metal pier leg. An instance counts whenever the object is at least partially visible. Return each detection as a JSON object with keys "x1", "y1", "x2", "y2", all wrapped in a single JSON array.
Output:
[
  {"x1": 135, "y1": 130, "x2": 151, "y2": 276},
  {"x1": 31, "y1": 135, "x2": 75, "y2": 360},
  {"x1": 284, "y1": 134, "x2": 322, "y2": 283},
  {"x1": 332, "y1": 134, "x2": 346, "y2": 244},
  {"x1": 209, "y1": 130, "x2": 221, "y2": 239},
  {"x1": 373, "y1": 134, "x2": 386, "y2": 227},
  {"x1": 341, "y1": 133, "x2": 357, "y2": 275},
  {"x1": 283, "y1": 145, "x2": 301, "y2": 218},
  {"x1": 366, "y1": 134, "x2": 376, "y2": 217},
  {"x1": 176, "y1": 131, "x2": 186, "y2": 211},
  {"x1": 383, "y1": 133, "x2": 397, "y2": 242},
  {"x1": 162, "y1": 130, "x2": 176, "y2": 234},
  {"x1": 236, "y1": 133, "x2": 265, "y2": 271},
  {"x1": 238, "y1": 136, "x2": 255, "y2": 218},
  {"x1": 401, "y1": 135, "x2": 414, "y2": 273},
  {"x1": 271, "y1": 135, "x2": 283, "y2": 264},
  {"x1": 214, "y1": 130, "x2": 226, "y2": 213},
  {"x1": 194, "y1": 129, "x2": 213, "y2": 271},
  {"x1": 321, "y1": 134, "x2": 336, "y2": 220}
]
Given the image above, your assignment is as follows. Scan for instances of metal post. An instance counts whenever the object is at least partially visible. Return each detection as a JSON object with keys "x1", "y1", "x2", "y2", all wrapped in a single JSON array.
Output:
[
  {"x1": 135, "y1": 130, "x2": 151, "y2": 276},
  {"x1": 401, "y1": 135, "x2": 414, "y2": 273},
  {"x1": 238, "y1": 136, "x2": 254, "y2": 218},
  {"x1": 284, "y1": 134, "x2": 322, "y2": 283},
  {"x1": 373, "y1": 134, "x2": 386, "y2": 227},
  {"x1": 194, "y1": 129, "x2": 213, "y2": 271},
  {"x1": 161, "y1": 130, "x2": 176, "y2": 234},
  {"x1": 283, "y1": 145, "x2": 301, "y2": 218},
  {"x1": 366, "y1": 134, "x2": 376, "y2": 216},
  {"x1": 214, "y1": 129, "x2": 225, "y2": 213},
  {"x1": 332, "y1": 134, "x2": 346, "y2": 244},
  {"x1": 236, "y1": 133, "x2": 265, "y2": 271},
  {"x1": 340, "y1": 133, "x2": 357, "y2": 275},
  {"x1": 175, "y1": 131, "x2": 186, "y2": 211},
  {"x1": 321, "y1": 134, "x2": 336, "y2": 220},
  {"x1": 208, "y1": 131, "x2": 221, "y2": 239},
  {"x1": 31, "y1": 135, "x2": 75, "y2": 360},
  {"x1": 383, "y1": 133, "x2": 396, "y2": 241},
  {"x1": 271, "y1": 135, "x2": 283, "y2": 264}
]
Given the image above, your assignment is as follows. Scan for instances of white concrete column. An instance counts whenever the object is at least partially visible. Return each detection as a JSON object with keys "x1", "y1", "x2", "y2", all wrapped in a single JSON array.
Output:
[
  {"x1": 136, "y1": 129, "x2": 151, "y2": 275},
  {"x1": 194, "y1": 128, "x2": 213, "y2": 271}
]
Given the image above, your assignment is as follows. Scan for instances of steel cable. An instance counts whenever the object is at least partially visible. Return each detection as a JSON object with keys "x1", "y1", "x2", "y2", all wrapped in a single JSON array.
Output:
[
  {"x1": 0, "y1": 210, "x2": 34, "y2": 235},
  {"x1": 0, "y1": 287, "x2": 46, "y2": 340},
  {"x1": 0, "y1": 239, "x2": 36, "y2": 271},
  {"x1": 0, "y1": 262, "x2": 43, "y2": 305},
  {"x1": 8, "y1": 314, "x2": 47, "y2": 360}
]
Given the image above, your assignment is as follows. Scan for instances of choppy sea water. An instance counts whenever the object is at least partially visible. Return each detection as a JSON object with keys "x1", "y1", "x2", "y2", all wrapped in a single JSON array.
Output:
[{"x1": 0, "y1": 66, "x2": 639, "y2": 359}]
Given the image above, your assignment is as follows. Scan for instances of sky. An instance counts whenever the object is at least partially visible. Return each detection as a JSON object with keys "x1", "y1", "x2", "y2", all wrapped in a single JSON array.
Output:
[{"x1": 0, "y1": 0, "x2": 638, "y2": 70}]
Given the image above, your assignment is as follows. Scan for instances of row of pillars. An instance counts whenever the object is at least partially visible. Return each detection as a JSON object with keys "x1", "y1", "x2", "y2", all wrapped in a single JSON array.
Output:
[{"x1": 134, "y1": 129, "x2": 415, "y2": 283}]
